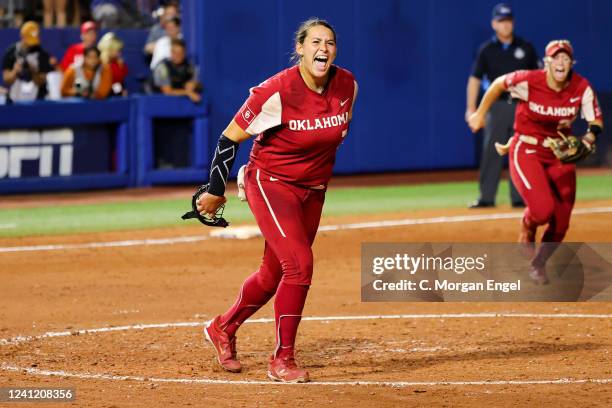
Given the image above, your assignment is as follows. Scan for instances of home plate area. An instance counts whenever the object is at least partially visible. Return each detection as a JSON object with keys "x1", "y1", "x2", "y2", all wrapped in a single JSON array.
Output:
[{"x1": 2, "y1": 314, "x2": 610, "y2": 388}]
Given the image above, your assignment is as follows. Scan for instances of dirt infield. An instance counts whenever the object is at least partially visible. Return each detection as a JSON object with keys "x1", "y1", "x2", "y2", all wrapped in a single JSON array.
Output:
[{"x1": 1, "y1": 202, "x2": 612, "y2": 407}]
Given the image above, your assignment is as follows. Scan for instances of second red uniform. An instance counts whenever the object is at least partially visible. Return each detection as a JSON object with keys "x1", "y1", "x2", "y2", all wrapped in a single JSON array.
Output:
[{"x1": 504, "y1": 69, "x2": 602, "y2": 241}]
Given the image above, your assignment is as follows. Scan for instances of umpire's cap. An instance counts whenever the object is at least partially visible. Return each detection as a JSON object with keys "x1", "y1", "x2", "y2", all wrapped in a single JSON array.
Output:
[{"x1": 492, "y1": 3, "x2": 513, "y2": 20}]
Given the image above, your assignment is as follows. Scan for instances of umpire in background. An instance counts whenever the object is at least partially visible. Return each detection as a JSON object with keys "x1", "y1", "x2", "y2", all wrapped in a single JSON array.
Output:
[{"x1": 465, "y1": 3, "x2": 538, "y2": 208}]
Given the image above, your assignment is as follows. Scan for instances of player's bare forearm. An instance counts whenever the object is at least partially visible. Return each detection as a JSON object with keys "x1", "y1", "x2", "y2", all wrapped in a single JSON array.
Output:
[
  {"x1": 222, "y1": 120, "x2": 252, "y2": 143},
  {"x1": 468, "y1": 76, "x2": 506, "y2": 132},
  {"x1": 476, "y1": 76, "x2": 506, "y2": 116}
]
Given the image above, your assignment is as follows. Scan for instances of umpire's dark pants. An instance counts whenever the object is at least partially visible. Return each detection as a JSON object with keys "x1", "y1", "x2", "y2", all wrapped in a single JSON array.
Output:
[{"x1": 479, "y1": 98, "x2": 523, "y2": 205}]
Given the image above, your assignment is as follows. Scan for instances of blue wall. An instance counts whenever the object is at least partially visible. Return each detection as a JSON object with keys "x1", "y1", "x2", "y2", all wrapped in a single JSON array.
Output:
[
  {"x1": 1, "y1": 0, "x2": 610, "y2": 182},
  {"x1": 185, "y1": 0, "x2": 612, "y2": 173}
]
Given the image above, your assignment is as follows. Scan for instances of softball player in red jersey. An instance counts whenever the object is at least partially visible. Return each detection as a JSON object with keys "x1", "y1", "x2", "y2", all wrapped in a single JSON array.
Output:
[
  {"x1": 197, "y1": 18, "x2": 358, "y2": 382},
  {"x1": 469, "y1": 40, "x2": 603, "y2": 283}
]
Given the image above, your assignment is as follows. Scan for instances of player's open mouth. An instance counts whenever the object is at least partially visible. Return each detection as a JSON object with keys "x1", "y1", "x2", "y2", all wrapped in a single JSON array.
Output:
[
  {"x1": 314, "y1": 55, "x2": 328, "y2": 72},
  {"x1": 553, "y1": 67, "x2": 567, "y2": 79}
]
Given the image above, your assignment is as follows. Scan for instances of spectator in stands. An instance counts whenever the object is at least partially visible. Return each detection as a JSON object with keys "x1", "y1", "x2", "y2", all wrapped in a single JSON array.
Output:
[
  {"x1": 152, "y1": 38, "x2": 200, "y2": 103},
  {"x1": 98, "y1": 32, "x2": 128, "y2": 96},
  {"x1": 91, "y1": 0, "x2": 145, "y2": 28},
  {"x1": 0, "y1": 0, "x2": 26, "y2": 28},
  {"x1": 144, "y1": 1, "x2": 179, "y2": 58},
  {"x1": 43, "y1": 0, "x2": 68, "y2": 28},
  {"x1": 136, "y1": 0, "x2": 158, "y2": 21},
  {"x1": 150, "y1": 16, "x2": 181, "y2": 69},
  {"x1": 59, "y1": 20, "x2": 98, "y2": 71},
  {"x1": 72, "y1": 0, "x2": 91, "y2": 27},
  {"x1": 60, "y1": 45, "x2": 112, "y2": 99},
  {"x1": 2, "y1": 21, "x2": 53, "y2": 103}
]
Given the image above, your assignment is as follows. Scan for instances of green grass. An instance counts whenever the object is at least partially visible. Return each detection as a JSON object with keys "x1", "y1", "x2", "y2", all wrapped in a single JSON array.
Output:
[{"x1": 1, "y1": 174, "x2": 611, "y2": 238}]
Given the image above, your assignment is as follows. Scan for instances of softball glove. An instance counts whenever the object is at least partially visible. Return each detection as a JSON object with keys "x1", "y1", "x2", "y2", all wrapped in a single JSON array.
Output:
[
  {"x1": 181, "y1": 184, "x2": 229, "y2": 228},
  {"x1": 546, "y1": 132, "x2": 595, "y2": 164}
]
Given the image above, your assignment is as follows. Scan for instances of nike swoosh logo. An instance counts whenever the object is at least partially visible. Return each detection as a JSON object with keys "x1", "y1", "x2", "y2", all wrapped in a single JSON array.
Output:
[
  {"x1": 340, "y1": 98, "x2": 350, "y2": 107},
  {"x1": 525, "y1": 149, "x2": 537, "y2": 154},
  {"x1": 570, "y1": 97, "x2": 580, "y2": 103},
  {"x1": 269, "y1": 177, "x2": 279, "y2": 181}
]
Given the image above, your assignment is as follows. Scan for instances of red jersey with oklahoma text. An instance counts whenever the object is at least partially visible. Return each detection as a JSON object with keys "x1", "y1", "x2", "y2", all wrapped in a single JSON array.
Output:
[
  {"x1": 233, "y1": 65, "x2": 356, "y2": 187},
  {"x1": 504, "y1": 69, "x2": 602, "y2": 141}
]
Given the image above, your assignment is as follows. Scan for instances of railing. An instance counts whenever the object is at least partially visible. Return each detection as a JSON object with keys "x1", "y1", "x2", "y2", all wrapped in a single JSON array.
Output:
[{"x1": 0, "y1": 95, "x2": 210, "y2": 193}]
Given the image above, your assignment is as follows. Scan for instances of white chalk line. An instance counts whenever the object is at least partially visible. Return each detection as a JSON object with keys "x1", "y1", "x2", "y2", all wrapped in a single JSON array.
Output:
[
  {"x1": 1, "y1": 206, "x2": 611, "y2": 253},
  {"x1": 0, "y1": 223, "x2": 16, "y2": 229},
  {"x1": 239, "y1": 346, "x2": 448, "y2": 357},
  {"x1": 2, "y1": 313, "x2": 611, "y2": 346},
  {"x1": 319, "y1": 206, "x2": 612, "y2": 232},
  {"x1": 0, "y1": 235, "x2": 209, "y2": 253},
  {"x1": 2, "y1": 313, "x2": 612, "y2": 388},
  {"x1": 1, "y1": 364, "x2": 610, "y2": 387}
]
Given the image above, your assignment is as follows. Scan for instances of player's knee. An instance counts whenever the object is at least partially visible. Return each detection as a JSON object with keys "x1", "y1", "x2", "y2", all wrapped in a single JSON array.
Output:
[
  {"x1": 529, "y1": 203, "x2": 555, "y2": 225},
  {"x1": 280, "y1": 248, "x2": 313, "y2": 286},
  {"x1": 282, "y1": 272, "x2": 312, "y2": 286},
  {"x1": 256, "y1": 264, "x2": 282, "y2": 294}
]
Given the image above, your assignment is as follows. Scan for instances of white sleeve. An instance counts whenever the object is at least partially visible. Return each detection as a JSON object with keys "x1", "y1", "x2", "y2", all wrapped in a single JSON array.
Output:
[
  {"x1": 580, "y1": 86, "x2": 597, "y2": 122},
  {"x1": 244, "y1": 92, "x2": 282, "y2": 135}
]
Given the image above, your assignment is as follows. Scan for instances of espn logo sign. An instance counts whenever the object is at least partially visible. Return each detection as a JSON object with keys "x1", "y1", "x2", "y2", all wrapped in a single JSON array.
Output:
[{"x1": 0, "y1": 129, "x2": 74, "y2": 179}]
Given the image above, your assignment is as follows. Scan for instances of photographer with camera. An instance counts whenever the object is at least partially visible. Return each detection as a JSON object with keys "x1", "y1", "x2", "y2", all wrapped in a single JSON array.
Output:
[
  {"x1": 60, "y1": 46, "x2": 112, "y2": 99},
  {"x1": 2, "y1": 21, "x2": 53, "y2": 103}
]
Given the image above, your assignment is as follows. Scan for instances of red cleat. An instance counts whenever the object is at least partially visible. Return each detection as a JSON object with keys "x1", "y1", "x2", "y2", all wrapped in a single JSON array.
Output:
[
  {"x1": 267, "y1": 355, "x2": 310, "y2": 383},
  {"x1": 519, "y1": 217, "x2": 536, "y2": 259},
  {"x1": 204, "y1": 316, "x2": 242, "y2": 373},
  {"x1": 529, "y1": 264, "x2": 549, "y2": 285}
]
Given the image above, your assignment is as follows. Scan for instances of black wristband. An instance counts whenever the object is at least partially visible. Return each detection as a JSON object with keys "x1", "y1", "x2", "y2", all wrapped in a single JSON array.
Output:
[
  {"x1": 587, "y1": 124, "x2": 602, "y2": 136},
  {"x1": 208, "y1": 135, "x2": 239, "y2": 196}
]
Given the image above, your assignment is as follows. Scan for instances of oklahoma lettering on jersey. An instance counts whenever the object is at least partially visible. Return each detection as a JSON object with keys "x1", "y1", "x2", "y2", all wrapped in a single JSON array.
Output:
[
  {"x1": 504, "y1": 69, "x2": 602, "y2": 140},
  {"x1": 528, "y1": 102, "x2": 576, "y2": 117},
  {"x1": 288, "y1": 113, "x2": 349, "y2": 131},
  {"x1": 233, "y1": 65, "x2": 356, "y2": 187}
]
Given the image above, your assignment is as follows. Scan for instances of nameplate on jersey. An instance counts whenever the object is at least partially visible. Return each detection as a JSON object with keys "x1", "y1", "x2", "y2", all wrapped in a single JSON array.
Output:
[
  {"x1": 529, "y1": 102, "x2": 577, "y2": 117},
  {"x1": 288, "y1": 112, "x2": 349, "y2": 131}
]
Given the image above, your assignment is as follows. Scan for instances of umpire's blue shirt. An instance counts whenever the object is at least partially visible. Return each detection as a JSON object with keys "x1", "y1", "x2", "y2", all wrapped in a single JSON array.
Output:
[{"x1": 471, "y1": 36, "x2": 539, "y2": 85}]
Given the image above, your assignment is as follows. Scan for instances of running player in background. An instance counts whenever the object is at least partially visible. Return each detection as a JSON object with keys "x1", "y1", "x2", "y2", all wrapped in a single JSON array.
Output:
[
  {"x1": 197, "y1": 18, "x2": 358, "y2": 382},
  {"x1": 468, "y1": 39, "x2": 603, "y2": 284}
]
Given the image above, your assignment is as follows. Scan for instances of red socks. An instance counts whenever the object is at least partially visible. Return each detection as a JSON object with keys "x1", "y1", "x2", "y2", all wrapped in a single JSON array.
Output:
[
  {"x1": 273, "y1": 282, "x2": 309, "y2": 358},
  {"x1": 218, "y1": 272, "x2": 275, "y2": 338},
  {"x1": 217, "y1": 275, "x2": 310, "y2": 359}
]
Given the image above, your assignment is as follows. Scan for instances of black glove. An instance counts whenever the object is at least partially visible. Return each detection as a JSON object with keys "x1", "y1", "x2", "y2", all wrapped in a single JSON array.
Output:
[{"x1": 181, "y1": 184, "x2": 229, "y2": 228}]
